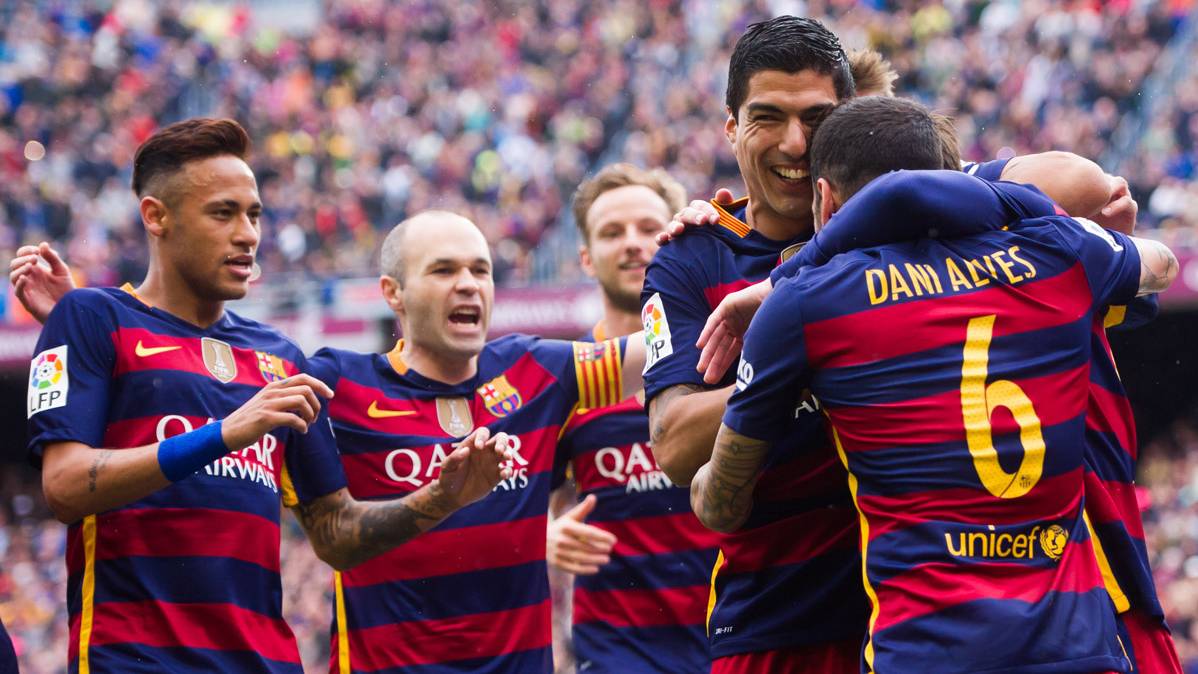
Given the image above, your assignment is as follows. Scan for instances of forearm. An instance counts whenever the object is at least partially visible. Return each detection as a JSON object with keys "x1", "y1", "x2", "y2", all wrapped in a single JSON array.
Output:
[
  {"x1": 648, "y1": 384, "x2": 733, "y2": 485},
  {"x1": 690, "y1": 424, "x2": 770, "y2": 533},
  {"x1": 42, "y1": 442, "x2": 170, "y2": 523},
  {"x1": 294, "y1": 484, "x2": 460, "y2": 570},
  {"x1": 1001, "y1": 151, "x2": 1111, "y2": 218}
]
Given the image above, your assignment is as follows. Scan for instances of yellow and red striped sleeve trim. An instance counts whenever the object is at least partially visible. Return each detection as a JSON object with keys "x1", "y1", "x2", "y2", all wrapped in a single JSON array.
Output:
[
  {"x1": 572, "y1": 339, "x2": 623, "y2": 410},
  {"x1": 712, "y1": 197, "x2": 751, "y2": 238}
]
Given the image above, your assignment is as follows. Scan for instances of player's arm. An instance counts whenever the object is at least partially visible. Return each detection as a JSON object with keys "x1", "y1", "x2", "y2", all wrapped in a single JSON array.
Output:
[
  {"x1": 1132, "y1": 237, "x2": 1178, "y2": 295},
  {"x1": 648, "y1": 383, "x2": 733, "y2": 486},
  {"x1": 619, "y1": 333, "x2": 645, "y2": 397},
  {"x1": 41, "y1": 374, "x2": 333, "y2": 523},
  {"x1": 999, "y1": 151, "x2": 1113, "y2": 221},
  {"x1": 690, "y1": 425, "x2": 771, "y2": 533},
  {"x1": 291, "y1": 426, "x2": 513, "y2": 570}
]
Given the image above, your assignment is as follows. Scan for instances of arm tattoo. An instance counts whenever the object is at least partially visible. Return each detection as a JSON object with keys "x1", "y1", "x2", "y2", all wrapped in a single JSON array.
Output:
[
  {"x1": 87, "y1": 450, "x2": 113, "y2": 493},
  {"x1": 294, "y1": 485, "x2": 458, "y2": 569},
  {"x1": 648, "y1": 384, "x2": 704, "y2": 444},
  {"x1": 693, "y1": 427, "x2": 770, "y2": 532},
  {"x1": 1139, "y1": 242, "x2": 1178, "y2": 295}
]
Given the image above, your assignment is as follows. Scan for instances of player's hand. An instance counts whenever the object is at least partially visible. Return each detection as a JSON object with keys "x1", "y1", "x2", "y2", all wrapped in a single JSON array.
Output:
[
  {"x1": 435, "y1": 427, "x2": 515, "y2": 509},
  {"x1": 1089, "y1": 174, "x2": 1137, "y2": 235},
  {"x1": 547, "y1": 494, "x2": 617, "y2": 575},
  {"x1": 9, "y1": 242, "x2": 75, "y2": 324},
  {"x1": 657, "y1": 188, "x2": 736, "y2": 245},
  {"x1": 222, "y1": 374, "x2": 334, "y2": 449},
  {"x1": 696, "y1": 280, "x2": 773, "y2": 384}
]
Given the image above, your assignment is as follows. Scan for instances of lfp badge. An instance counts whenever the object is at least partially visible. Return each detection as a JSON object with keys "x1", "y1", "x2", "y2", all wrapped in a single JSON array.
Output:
[
  {"x1": 28, "y1": 345, "x2": 69, "y2": 417},
  {"x1": 478, "y1": 374, "x2": 522, "y2": 417}
]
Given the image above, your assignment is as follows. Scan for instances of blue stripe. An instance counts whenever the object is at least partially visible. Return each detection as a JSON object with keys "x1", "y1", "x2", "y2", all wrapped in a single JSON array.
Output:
[
  {"x1": 574, "y1": 548, "x2": 718, "y2": 594},
  {"x1": 342, "y1": 560, "x2": 549, "y2": 629},
  {"x1": 84, "y1": 642, "x2": 302, "y2": 674},
  {"x1": 849, "y1": 415, "x2": 1088, "y2": 498},
  {"x1": 125, "y1": 480, "x2": 284, "y2": 523},
  {"x1": 870, "y1": 589, "x2": 1126, "y2": 674},
  {"x1": 584, "y1": 484, "x2": 691, "y2": 522},
  {"x1": 1084, "y1": 429, "x2": 1136, "y2": 482},
  {"x1": 93, "y1": 556, "x2": 283, "y2": 615},
  {"x1": 709, "y1": 549, "x2": 868, "y2": 658},
  {"x1": 1091, "y1": 519, "x2": 1162, "y2": 616},
  {"x1": 573, "y1": 624, "x2": 709, "y2": 674},
  {"x1": 354, "y1": 647, "x2": 552, "y2": 674}
]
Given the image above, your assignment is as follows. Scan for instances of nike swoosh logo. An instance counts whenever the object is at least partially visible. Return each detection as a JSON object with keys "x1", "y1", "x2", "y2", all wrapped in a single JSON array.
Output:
[
  {"x1": 135, "y1": 341, "x2": 183, "y2": 357},
  {"x1": 367, "y1": 400, "x2": 418, "y2": 419}
]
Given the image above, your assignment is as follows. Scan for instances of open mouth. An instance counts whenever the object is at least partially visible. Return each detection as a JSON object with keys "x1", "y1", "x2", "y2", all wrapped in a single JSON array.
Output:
[
  {"x1": 448, "y1": 307, "x2": 481, "y2": 326},
  {"x1": 225, "y1": 255, "x2": 255, "y2": 279},
  {"x1": 771, "y1": 166, "x2": 810, "y2": 184}
]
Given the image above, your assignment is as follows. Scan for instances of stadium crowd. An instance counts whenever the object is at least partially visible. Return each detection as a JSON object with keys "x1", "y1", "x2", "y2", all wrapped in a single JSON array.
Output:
[
  {"x1": 2, "y1": 0, "x2": 1198, "y2": 672},
  {"x1": 1, "y1": 0, "x2": 1196, "y2": 292}
]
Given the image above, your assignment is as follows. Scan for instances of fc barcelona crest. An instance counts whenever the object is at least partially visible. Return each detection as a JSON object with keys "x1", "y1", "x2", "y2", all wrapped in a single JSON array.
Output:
[
  {"x1": 256, "y1": 351, "x2": 288, "y2": 383},
  {"x1": 201, "y1": 337, "x2": 237, "y2": 383},
  {"x1": 477, "y1": 374, "x2": 522, "y2": 417}
]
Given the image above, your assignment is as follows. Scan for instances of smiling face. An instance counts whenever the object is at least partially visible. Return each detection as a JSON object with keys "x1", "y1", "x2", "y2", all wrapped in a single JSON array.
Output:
[
  {"x1": 388, "y1": 213, "x2": 494, "y2": 363},
  {"x1": 725, "y1": 69, "x2": 839, "y2": 239},
  {"x1": 150, "y1": 155, "x2": 262, "y2": 302},
  {"x1": 580, "y1": 184, "x2": 668, "y2": 314}
]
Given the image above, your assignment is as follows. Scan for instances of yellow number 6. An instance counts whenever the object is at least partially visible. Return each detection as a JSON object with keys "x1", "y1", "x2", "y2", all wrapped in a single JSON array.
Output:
[{"x1": 960, "y1": 315, "x2": 1046, "y2": 498}]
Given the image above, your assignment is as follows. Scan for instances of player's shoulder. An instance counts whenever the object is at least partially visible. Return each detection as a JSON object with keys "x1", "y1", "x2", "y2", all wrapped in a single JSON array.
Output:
[
  {"x1": 58, "y1": 286, "x2": 128, "y2": 312},
  {"x1": 481, "y1": 333, "x2": 549, "y2": 366},
  {"x1": 222, "y1": 310, "x2": 304, "y2": 357},
  {"x1": 45, "y1": 287, "x2": 132, "y2": 331},
  {"x1": 654, "y1": 225, "x2": 737, "y2": 267}
]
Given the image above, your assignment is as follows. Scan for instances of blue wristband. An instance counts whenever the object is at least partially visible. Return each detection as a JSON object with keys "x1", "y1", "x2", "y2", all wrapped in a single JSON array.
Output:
[{"x1": 157, "y1": 421, "x2": 229, "y2": 482}]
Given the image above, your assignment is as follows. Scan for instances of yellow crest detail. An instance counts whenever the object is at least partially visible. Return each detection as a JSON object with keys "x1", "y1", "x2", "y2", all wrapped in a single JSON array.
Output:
[
  {"x1": 1039, "y1": 525, "x2": 1069, "y2": 561},
  {"x1": 477, "y1": 374, "x2": 522, "y2": 417}
]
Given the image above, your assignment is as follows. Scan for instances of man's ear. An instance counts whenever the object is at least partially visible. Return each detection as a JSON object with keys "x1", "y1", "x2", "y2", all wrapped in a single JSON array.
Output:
[
  {"x1": 380, "y1": 275, "x2": 404, "y2": 315},
  {"x1": 578, "y1": 244, "x2": 597, "y2": 279},
  {"x1": 141, "y1": 196, "x2": 168, "y2": 238},
  {"x1": 817, "y1": 178, "x2": 841, "y2": 227},
  {"x1": 724, "y1": 107, "x2": 738, "y2": 146}
]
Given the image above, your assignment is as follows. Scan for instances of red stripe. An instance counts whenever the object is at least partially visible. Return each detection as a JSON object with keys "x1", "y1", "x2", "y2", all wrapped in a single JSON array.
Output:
[
  {"x1": 754, "y1": 447, "x2": 846, "y2": 503},
  {"x1": 563, "y1": 395, "x2": 642, "y2": 435},
  {"x1": 871, "y1": 539, "x2": 1105, "y2": 633},
  {"x1": 1085, "y1": 474, "x2": 1146, "y2": 540},
  {"x1": 858, "y1": 470, "x2": 1084, "y2": 540},
  {"x1": 89, "y1": 600, "x2": 299, "y2": 662},
  {"x1": 329, "y1": 377, "x2": 448, "y2": 437},
  {"x1": 341, "y1": 426, "x2": 560, "y2": 499},
  {"x1": 341, "y1": 516, "x2": 547, "y2": 587},
  {"x1": 92, "y1": 507, "x2": 279, "y2": 571},
  {"x1": 1086, "y1": 380, "x2": 1136, "y2": 459},
  {"x1": 66, "y1": 522, "x2": 84, "y2": 575},
  {"x1": 112, "y1": 327, "x2": 298, "y2": 386},
  {"x1": 720, "y1": 505, "x2": 858, "y2": 574},
  {"x1": 476, "y1": 352, "x2": 560, "y2": 425},
  {"x1": 572, "y1": 443, "x2": 663, "y2": 493},
  {"x1": 600, "y1": 512, "x2": 720, "y2": 558},
  {"x1": 1121, "y1": 608, "x2": 1184, "y2": 674},
  {"x1": 703, "y1": 280, "x2": 753, "y2": 311},
  {"x1": 345, "y1": 600, "x2": 550, "y2": 669},
  {"x1": 574, "y1": 585, "x2": 709, "y2": 628},
  {"x1": 103, "y1": 414, "x2": 211, "y2": 448},
  {"x1": 804, "y1": 264, "x2": 1091, "y2": 369},
  {"x1": 826, "y1": 364, "x2": 1088, "y2": 452}
]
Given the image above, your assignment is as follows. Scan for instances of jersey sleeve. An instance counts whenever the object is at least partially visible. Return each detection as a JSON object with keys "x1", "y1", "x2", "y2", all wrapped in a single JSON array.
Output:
[
  {"x1": 770, "y1": 170, "x2": 1057, "y2": 285},
  {"x1": 1050, "y1": 216, "x2": 1143, "y2": 310},
  {"x1": 962, "y1": 158, "x2": 1010, "y2": 181},
  {"x1": 1103, "y1": 294, "x2": 1158, "y2": 331},
  {"x1": 26, "y1": 290, "x2": 118, "y2": 466},
  {"x1": 569, "y1": 337, "x2": 628, "y2": 410},
  {"x1": 722, "y1": 280, "x2": 811, "y2": 444},
  {"x1": 281, "y1": 351, "x2": 349, "y2": 506},
  {"x1": 641, "y1": 249, "x2": 719, "y2": 402},
  {"x1": 306, "y1": 347, "x2": 343, "y2": 390}
]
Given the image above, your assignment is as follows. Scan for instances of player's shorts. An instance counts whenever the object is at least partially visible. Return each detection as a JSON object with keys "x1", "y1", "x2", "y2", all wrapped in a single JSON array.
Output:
[
  {"x1": 710, "y1": 639, "x2": 860, "y2": 674},
  {"x1": 1117, "y1": 608, "x2": 1183, "y2": 674}
]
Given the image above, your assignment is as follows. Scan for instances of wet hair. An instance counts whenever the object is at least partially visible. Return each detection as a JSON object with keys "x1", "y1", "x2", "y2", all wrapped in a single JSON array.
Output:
[
  {"x1": 810, "y1": 96, "x2": 943, "y2": 200},
  {"x1": 847, "y1": 48, "x2": 899, "y2": 97},
  {"x1": 726, "y1": 16, "x2": 855, "y2": 115},
  {"x1": 131, "y1": 118, "x2": 251, "y2": 202},
  {"x1": 572, "y1": 163, "x2": 687, "y2": 243}
]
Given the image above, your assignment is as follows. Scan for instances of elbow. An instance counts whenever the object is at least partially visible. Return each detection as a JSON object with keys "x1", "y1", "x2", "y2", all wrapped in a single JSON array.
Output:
[
  {"x1": 654, "y1": 439, "x2": 697, "y2": 487},
  {"x1": 42, "y1": 473, "x2": 83, "y2": 524},
  {"x1": 311, "y1": 544, "x2": 358, "y2": 572}
]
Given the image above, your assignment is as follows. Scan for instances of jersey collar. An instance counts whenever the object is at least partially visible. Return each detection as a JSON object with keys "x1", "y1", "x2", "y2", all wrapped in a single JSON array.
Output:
[{"x1": 711, "y1": 196, "x2": 751, "y2": 238}]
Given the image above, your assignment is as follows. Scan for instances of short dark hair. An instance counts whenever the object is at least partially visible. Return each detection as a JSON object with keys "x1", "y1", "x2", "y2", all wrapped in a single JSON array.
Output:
[
  {"x1": 131, "y1": 118, "x2": 252, "y2": 200},
  {"x1": 726, "y1": 16, "x2": 854, "y2": 115},
  {"x1": 810, "y1": 96, "x2": 943, "y2": 200}
]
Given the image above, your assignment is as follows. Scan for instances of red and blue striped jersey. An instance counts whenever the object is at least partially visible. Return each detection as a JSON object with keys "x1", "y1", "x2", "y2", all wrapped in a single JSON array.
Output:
[
  {"x1": 641, "y1": 199, "x2": 868, "y2": 659},
  {"x1": 556, "y1": 324, "x2": 719, "y2": 673},
  {"x1": 26, "y1": 286, "x2": 347, "y2": 673},
  {"x1": 307, "y1": 334, "x2": 625, "y2": 674},
  {"x1": 725, "y1": 215, "x2": 1143, "y2": 673}
]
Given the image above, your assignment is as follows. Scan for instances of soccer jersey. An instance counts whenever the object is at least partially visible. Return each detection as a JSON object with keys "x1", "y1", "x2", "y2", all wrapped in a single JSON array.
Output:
[
  {"x1": 725, "y1": 215, "x2": 1143, "y2": 673},
  {"x1": 308, "y1": 334, "x2": 625, "y2": 674},
  {"x1": 641, "y1": 199, "x2": 868, "y2": 660},
  {"x1": 782, "y1": 170, "x2": 1170, "y2": 631},
  {"x1": 26, "y1": 286, "x2": 347, "y2": 674},
  {"x1": 557, "y1": 324, "x2": 718, "y2": 674}
]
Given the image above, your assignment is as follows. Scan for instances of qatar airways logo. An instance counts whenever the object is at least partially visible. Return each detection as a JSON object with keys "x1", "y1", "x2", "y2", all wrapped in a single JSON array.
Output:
[
  {"x1": 155, "y1": 415, "x2": 280, "y2": 492},
  {"x1": 593, "y1": 442, "x2": 674, "y2": 493},
  {"x1": 384, "y1": 434, "x2": 532, "y2": 492}
]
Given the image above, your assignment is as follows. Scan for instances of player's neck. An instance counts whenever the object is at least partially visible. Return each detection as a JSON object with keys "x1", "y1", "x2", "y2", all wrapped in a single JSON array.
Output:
[
  {"x1": 599, "y1": 302, "x2": 641, "y2": 339},
  {"x1": 135, "y1": 269, "x2": 224, "y2": 328},
  {"x1": 746, "y1": 201, "x2": 814, "y2": 242},
  {"x1": 400, "y1": 340, "x2": 479, "y2": 385}
]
